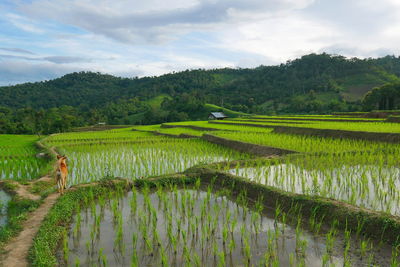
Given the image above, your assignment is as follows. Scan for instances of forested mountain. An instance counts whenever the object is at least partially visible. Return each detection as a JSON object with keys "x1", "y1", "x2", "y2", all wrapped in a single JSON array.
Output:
[{"x1": 1, "y1": 53, "x2": 400, "y2": 134}]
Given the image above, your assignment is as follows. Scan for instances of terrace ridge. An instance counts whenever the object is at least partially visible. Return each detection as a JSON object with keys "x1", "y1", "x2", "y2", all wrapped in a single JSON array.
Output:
[
  {"x1": 202, "y1": 133, "x2": 296, "y2": 156},
  {"x1": 183, "y1": 167, "x2": 400, "y2": 246}
]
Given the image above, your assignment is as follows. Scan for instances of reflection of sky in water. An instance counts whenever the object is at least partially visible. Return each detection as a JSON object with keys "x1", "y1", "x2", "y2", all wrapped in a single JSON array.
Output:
[
  {"x1": 0, "y1": 190, "x2": 11, "y2": 226},
  {"x1": 229, "y1": 164, "x2": 400, "y2": 216},
  {"x1": 64, "y1": 190, "x2": 350, "y2": 266},
  {"x1": 60, "y1": 143, "x2": 244, "y2": 186}
]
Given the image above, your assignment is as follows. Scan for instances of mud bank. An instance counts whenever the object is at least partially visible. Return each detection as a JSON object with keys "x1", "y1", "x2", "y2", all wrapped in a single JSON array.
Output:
[{"x1": 202, "y1": 134, "x2": 295, "y2": 156}]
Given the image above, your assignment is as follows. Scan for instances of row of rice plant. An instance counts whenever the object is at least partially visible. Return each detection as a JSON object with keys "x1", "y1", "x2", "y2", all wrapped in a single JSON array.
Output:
[
  {"x1": 0, "y1": 134, "x2": 51, "y2": 180},
  {"x1": 0, "y1": 134, "x2": 40, "y2": 147},
  {"x1": 213, "y1": 130, "x2": 400, "y2": 153},
  {"x1": 226, "y1": 152, "x2": 400, "y2": 216},
  {"x1": 0, "y1": 146, "x2": 38, "y2": 157},
  {"x1": 43, "y1": 130, "x2": 158, "y2": 146},
  {"x1": 61, "y1": 183, "x2": 398, "y2": 266},
  {"x1": 163, "y1": 121, "x2": 275, "y2": 133},
  {"x1": 56, "y1": 137, "x2": 250, "y2": 186},
  {"x1": 0, "y1": 156, "x2": 51, "y2": 180},
  {"x1": 249, "y1": 115, "x2": 384, "y2": 121},
  {"x1": 156, "y1": 127, "x2": 208, "y2": 136},
  {"x1": 0, "y1": 134, "x2": 40, "y2": 157},
  {"x1": 220, "y1": 118, "x2": 400, "y2": 133}
]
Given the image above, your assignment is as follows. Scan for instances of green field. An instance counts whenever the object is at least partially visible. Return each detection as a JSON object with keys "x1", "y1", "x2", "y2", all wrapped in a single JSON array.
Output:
[
  {"x1": 0, "y1": 134, "x2": 51, "y2": 180},
  {"x1": 2, "y1": 116, "x2": 400, "y2": 266},
  {"x1": 213, "y1": 118, "x2": 400, "y2": 133}
]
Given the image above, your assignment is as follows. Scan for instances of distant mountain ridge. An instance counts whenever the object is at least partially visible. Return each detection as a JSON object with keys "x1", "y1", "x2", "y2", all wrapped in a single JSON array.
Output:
[{"x1": 1, "y1": 53, "x2": 400, "y2": 114}]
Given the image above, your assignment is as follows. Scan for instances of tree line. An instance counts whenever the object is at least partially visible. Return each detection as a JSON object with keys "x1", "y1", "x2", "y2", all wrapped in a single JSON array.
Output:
[{"x1": 2, "y1": 53, "x2": 400, "y2": 134}]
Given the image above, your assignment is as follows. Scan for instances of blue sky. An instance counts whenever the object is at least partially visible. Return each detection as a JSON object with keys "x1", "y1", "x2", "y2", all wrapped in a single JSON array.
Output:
[{"x1": 1, "y1": 0, "x2": 400, "y2": 85}]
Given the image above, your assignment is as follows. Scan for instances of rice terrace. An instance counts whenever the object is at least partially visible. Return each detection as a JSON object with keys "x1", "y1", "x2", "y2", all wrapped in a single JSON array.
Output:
[
  {"x1": 3, "y1": 1, "x2": 400, "y2": 266},
  {"x1": 0, "y1": 113, "x2": 399, "y2": 266}
]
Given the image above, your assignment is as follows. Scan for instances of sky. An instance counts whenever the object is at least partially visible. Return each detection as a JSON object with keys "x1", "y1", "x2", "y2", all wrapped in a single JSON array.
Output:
[{"x1": 1, "y1": 0, "x2": 400, "y2": 85}]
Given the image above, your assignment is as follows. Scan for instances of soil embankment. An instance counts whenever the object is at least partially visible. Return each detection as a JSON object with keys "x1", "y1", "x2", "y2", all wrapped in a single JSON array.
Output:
[{"x1": 202, "y1": 133, "x2": 296, "y2": 156}]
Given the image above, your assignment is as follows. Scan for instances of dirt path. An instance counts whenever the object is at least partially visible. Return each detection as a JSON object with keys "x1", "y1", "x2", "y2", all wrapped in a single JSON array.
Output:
[
  {"x1": 1, "y1": 192, "x2": 59, "y2": 267},
  {"x1": 15, "y1": 184, "x2": 41, "y2": 201}
]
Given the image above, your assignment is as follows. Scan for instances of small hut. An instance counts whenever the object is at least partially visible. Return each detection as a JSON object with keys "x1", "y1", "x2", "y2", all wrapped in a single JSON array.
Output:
[{"x1": 208, "y1": 112, "x2": 228, "y2": 120}]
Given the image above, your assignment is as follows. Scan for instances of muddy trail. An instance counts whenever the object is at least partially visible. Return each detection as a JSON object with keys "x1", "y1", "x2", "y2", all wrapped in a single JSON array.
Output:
[
  {"x1": 1, "y1": 191, "x2": 59, "y2": 267},
  {"x1": 0, "y1": 175, "x2": 59, "y2": 267}
]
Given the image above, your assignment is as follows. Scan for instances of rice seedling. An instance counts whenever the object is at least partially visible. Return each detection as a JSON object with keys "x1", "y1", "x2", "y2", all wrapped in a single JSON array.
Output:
[
  {"x1": 56, "y1": 137, "x2": 250, "y2": 186},
  {"x1": 229, "y1": 152, "x2": 400, "y2": 215},
  {"x1": 59, "y1": 185, "x2": 397, "y2": 266},
  {"x1": 214, "y1": 130, "x2": 400, "y2": 153},
  {"x1": 0, "y1": 134, "x2": 51, "y2": 180},
  {"x1": 217, "y1": 117, "x2": 400, "y2": 133}
]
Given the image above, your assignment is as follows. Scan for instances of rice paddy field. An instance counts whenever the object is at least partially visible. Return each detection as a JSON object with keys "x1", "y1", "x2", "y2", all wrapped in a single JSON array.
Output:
[
  {"x1": 2, "y1": 114, "x2": 400, "y2": 266},
  {"x1": 213, "y1": 118, "x2": 400, "y2": 133},
  {"x1": 59, "y1": 184, "x2": 396, "y2": 267},
  {"x1": 0, "y1": 134, "x2": 51, "y2": 180}
]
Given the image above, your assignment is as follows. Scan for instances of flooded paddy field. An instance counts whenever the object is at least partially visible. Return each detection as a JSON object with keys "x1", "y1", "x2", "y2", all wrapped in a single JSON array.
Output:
[{"x1": 59, "y1": 185, "x2": 397, "y2": 266}]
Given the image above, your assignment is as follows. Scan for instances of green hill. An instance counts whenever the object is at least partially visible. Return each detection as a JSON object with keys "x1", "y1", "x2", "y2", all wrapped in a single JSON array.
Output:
[
  {"x1": 2, "y1": 53, "x2": 400, "y2": 134},
  {"x1": 146, "y1": 94, "x2": 172, "y2": 108}
]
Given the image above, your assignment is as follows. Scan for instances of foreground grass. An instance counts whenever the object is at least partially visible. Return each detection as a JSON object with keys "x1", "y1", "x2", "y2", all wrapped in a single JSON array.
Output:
[
  {"x1": 0, "y1": 191, "x2": 41, "y2": 250},
  {"x1": 28, "y1": 184, "x2": 117, "y2": 266}
]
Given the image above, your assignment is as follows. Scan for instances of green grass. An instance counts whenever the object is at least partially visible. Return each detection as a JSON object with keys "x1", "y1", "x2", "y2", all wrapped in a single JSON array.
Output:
[
  {"x1": 28, "y1": 180, "x2": 56, "y2": 199},
  {"x1": 145, "y1": 94, "x2": 172, "y2": 108},
  {"x1": 0, "y1": 193, "x2": 41, "y2": 248},
  {"x1": 205, "y1": 103, "x2": 249, "y2": 117}
]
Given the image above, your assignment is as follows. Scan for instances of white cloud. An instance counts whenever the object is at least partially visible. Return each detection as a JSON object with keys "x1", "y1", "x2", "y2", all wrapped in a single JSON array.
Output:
[
  {"x1": 1, "y1": 0, "x2": 400, "y2": 84},
  {"x1": 6, "y1": 13, "x2": 45, "y2": 34},
  {"x1": 217, "y1": 13, "x2": 338, "y2": 63},
  {"x1": 18, "y1": 0, "x2": 317, "y2": 44}
]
